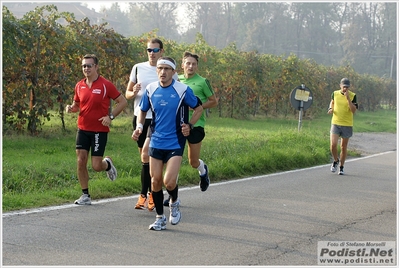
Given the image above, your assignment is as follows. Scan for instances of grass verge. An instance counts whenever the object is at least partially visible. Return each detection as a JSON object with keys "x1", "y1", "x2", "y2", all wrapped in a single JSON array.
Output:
[{"x1": 2, "y1": 109, "x2": 396, "y2": 212}]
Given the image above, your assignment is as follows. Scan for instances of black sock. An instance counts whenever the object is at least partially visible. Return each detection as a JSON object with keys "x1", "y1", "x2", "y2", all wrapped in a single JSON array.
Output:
[
  {"x1": 105, "y1": 159, "x2": 111, "y2": 171},
  {"x1": 167, "y1": 185, "x2": 178, "y2": 203},
  {"x1": 141, "y1": 163, "x2": 150, "y2": 195},
  {"x1": 82, "y1": 188, "x2": 90, "y2": 197},
  {"x1": 153, "y1": 190, "x2": 164, "y2": 215}
]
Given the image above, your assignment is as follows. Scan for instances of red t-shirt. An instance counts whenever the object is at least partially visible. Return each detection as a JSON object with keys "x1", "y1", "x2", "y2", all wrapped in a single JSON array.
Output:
[{"x1": 74, "y1": 76, "x2": 121, "y2": 132}]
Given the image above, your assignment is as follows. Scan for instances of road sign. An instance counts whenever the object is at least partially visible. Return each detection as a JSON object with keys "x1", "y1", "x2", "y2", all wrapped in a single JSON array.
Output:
[
  {"x1": 290, "y1": 84, "x2": 313, "y2": 111},
  {"x1": 290, "y1": 84, "x2": 313, "y2": 131}
]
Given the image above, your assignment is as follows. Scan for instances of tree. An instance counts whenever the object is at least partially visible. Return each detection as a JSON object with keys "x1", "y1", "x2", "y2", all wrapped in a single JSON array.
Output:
[
  {"x1": 3, "y1": 5, "x2": 76, "y2": 134},
  {"x1": 3, "y1": 5, "x2": 133, "y2": 134},
  {"x1": 126, "y1": 2, "x2": 181, "y2": 41},
  {"x1": 4, "y1": 2, "x2": 396, "y2": 79},
  {"x1": 99, "y1": 2, "x2": 131, "y2": 37}
]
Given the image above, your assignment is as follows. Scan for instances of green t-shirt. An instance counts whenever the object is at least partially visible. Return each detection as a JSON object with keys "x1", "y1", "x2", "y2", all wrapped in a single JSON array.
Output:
[{"x1": 179, "y1": 73, "x2": 215, "y2": 128}]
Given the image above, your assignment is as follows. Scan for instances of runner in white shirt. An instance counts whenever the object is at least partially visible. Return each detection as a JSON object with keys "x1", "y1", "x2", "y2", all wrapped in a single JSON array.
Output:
[{"x1": 126, "y1": 38, "x2": 178, "y2": 211}]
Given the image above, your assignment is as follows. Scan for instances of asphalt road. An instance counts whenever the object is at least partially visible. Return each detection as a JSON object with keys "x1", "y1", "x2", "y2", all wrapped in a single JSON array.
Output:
[{"x1": 2, "y1": 150, "x2": 396, "y2": 267}]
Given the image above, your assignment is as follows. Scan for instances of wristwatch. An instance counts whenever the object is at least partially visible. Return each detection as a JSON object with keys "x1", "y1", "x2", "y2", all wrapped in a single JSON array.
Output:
[
  {"x1": 188, "y1": 123, "x2": 194, "y2": 130},
  {"x1": 109, "y1": 114, "x2": 114, "y2": 120}
]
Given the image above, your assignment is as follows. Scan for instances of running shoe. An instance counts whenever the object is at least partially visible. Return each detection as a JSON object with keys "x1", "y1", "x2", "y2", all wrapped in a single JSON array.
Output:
[
  {"x1": 338, "y1": 166, "x2": 344, "y2": 175},
  {"x1": 147, "y1": 192, "x2": 155, "y2": 211},
  {"x1": 74, "y1": 194, "x2": 91, "y2": 205},
  {"x1": 199, "y1": 164, "x2": 210, "y2": 191},
  {"x1": 169, "y1": 198, "x2": 181, "y2": 225},
  {"x1": 330, "y1": 160, "x2": 339, "y2": 173},
  {"x1": 149, "y1": 215, "x2": 167, "y2": 231},
  {"x1": 135, "y1": 194, "x2": 147, "y2": 210},
  {"x1": 104, "y1": 156, "x2": 117, "y2": 181}
]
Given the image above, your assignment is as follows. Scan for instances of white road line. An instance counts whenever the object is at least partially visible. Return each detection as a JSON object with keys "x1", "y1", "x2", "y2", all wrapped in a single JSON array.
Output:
[{"x1": 2, "y1": 151, "x2": 395, "y2": 218}]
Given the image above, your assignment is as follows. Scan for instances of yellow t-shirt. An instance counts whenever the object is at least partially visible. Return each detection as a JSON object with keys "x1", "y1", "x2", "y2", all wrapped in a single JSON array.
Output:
[{"x1": 331, "y1": 90, "x2": 356, "y2": 126}]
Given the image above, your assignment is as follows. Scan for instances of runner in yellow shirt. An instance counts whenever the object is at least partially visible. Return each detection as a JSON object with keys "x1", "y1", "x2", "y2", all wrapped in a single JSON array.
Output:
[{"x1": 327, "y1": 78, "x2": 358, "y2": 175}]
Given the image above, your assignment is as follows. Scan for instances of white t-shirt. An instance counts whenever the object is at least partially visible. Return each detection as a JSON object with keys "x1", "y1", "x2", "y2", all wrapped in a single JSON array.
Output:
[{"x1": 129, "y1": 61, "x2": 179, "y2": 118}]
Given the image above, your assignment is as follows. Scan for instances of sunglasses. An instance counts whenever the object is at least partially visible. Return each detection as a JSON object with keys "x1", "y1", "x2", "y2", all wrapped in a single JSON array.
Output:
[
  {"x1": 82, "y1": 64, "x2": 95, "y2": 68},
  {"x1": 147, "y1": 48, "x2": 161, "y2": 53}
]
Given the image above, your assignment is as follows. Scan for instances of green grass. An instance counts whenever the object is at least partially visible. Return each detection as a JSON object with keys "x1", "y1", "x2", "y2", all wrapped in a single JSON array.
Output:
[{"x1": 2, "y1": 109, "x2": 396, "y2": 212}]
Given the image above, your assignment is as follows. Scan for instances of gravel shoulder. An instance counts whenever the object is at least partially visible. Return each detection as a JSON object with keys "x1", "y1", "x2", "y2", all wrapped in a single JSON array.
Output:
[{"x1": 348, "y1": 132, "x2": 397, "y2": 156}]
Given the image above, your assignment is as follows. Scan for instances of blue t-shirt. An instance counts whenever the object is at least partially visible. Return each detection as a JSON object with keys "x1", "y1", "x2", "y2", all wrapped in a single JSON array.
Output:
[{"x1": 140, "y1": 79, "x2": 199, "y2": 150}]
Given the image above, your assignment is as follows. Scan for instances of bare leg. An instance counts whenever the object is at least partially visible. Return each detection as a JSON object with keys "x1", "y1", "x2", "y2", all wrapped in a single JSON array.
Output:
[
  {"x1": 330, "y1": 133, "x2": 339, "y2": 161},
  {"x1": 76, "y1": 149, "x2": 90, "y2": 189},
  {"x1": 340, "y1": 137, "x2": 350, "y2": 166}
]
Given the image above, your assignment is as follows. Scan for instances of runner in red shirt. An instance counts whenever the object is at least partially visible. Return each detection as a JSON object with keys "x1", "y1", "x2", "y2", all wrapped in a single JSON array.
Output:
[{"x1": 66, "y1": 54, "x2": 127, "y2": 205}]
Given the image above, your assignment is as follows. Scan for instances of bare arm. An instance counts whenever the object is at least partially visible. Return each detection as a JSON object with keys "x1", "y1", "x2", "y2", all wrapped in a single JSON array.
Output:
[
  {"x1": 327, "y1": 100, "x2": 334, "y2": 114},
  {"x1": 190, "y1": 105, "x2": 203, "y2": 125},
  {"x1": 202, "y1": 94, "x2": 218, "y2": 109},
  {"x1": 345, "y1": 93, "x2": 357, "y2": 114},
  {"x1": 182, "y1": 105, "x2": 204, "y2": 136},
  {"x1": 98, "y1": 94, "x2": 128, "y2": 126},
  {"x1": 111, "y1": 94, "x2": 128, "y2": 117},
  {"x1": 65, "y1": 101, "x2": 80, "y2": 113},
  {"x1": 125, "y1": 80, "x2": 141, "y2": 100},
  {"x1": 132, "y1": 110, "x2": 146, "y2": 141}
]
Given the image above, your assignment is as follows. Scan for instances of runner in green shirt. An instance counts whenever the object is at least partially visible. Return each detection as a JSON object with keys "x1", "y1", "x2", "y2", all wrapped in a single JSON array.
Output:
[
  {"x1": 164, "y1": 51, "x2": 218, "y2": 206},
  {"x1": 180, "y1": 51, "x2": 218, "y2": 192}
]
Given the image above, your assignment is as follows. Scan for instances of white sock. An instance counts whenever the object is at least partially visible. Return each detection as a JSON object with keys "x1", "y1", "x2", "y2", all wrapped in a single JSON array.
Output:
[{"x1": 197, "y1": 159, "x2": 206, "y2": 175}]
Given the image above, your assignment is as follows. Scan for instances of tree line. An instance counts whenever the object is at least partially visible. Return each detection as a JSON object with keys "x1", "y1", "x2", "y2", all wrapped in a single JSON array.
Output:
[
  {"x1": 90, "y1": 2, "x2": 397, "y2": 79},
  {"x1": 2, "y1": 5, "x2": 396, "y2": 135}
]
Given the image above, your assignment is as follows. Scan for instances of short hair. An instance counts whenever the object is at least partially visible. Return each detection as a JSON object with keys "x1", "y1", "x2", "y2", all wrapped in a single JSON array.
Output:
[
  {"x1": 148, "y1": 38, "x2": 163, "y2": 49},
  {"x1": 83, "y1": 54, "x2": 98, "y2": 65},
  {"x1": 182, "y1": 51, "x2": 199, "y2": 63}
]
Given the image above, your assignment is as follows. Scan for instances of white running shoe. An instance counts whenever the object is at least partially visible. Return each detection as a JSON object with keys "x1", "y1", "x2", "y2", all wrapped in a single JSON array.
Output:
[
  {"x1": 169, "y1": 198, "x2": 181, "y2": 225},
  {"x1": 330, "y1": 160, "x2": 339, "y2": 173},
  {"x1": 74, "y1": 194, "x2": 91, "y2": 205},
  {"x1": 104, "y1": 156, "x2": 117, "y2": 181},
  {"x1": 149, "y1": 215, "x2": 167, "y2": 231},
  {"x1": 338, "y1": 166, "x2": 344, "y2": 175}
]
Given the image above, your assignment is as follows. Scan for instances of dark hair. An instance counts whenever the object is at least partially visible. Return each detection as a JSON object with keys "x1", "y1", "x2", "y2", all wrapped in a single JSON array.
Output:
[
  {"x1": 83, "y1": 54, "x2": 98, "y2": 65},
  {"x1": 183, "y1": 51, "x2": 199, "y2": 63},
  {"x1": 148, "y1": 38, "x2": 163, "y2": 49}
]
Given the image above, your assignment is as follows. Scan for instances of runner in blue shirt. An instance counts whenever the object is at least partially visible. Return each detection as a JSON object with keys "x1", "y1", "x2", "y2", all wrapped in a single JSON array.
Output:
[{"x1": 132, "y1": 56, "x2": 203, "y2": 231}]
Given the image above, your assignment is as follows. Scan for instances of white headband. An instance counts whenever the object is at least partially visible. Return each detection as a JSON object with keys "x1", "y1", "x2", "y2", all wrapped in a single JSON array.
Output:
[{"x1": 157, "y1": 59, "x2": 176, "y2": 70}]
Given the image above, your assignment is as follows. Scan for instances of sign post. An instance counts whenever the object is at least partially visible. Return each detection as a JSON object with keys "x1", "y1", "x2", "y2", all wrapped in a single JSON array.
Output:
[{"x1": 289, "y1": 84, "x2": 313, "y2": 132}]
